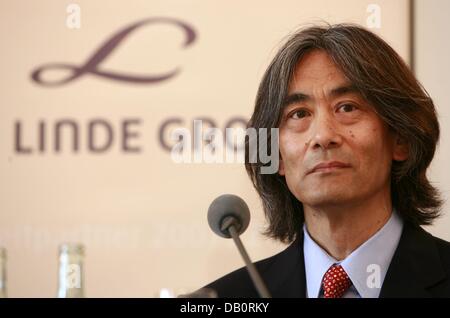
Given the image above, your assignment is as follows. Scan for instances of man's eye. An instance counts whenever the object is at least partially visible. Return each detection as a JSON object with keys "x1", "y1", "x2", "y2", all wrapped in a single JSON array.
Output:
[
  {"x1": 290, "y1": 109, "x2": 310, "y2": 119},
  {"x1": 338, "y1": 104, "x2": 357, "y2": 113}
]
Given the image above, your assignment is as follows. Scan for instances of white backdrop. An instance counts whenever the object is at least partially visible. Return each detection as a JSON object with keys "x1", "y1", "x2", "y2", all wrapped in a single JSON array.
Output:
[{"x1": 416, "y1": 0, "x2": 450, "y2": 243}]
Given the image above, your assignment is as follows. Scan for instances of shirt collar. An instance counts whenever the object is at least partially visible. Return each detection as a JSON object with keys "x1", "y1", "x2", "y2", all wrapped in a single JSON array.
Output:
[{"x1": 303, "y1": 209, "x2": 404, "y2": 298}]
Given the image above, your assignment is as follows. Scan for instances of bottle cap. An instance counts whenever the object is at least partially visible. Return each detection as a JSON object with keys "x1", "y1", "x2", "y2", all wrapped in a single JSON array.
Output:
[{"x1": 59, "y1": 243, "x2": 85, "y2": 255}]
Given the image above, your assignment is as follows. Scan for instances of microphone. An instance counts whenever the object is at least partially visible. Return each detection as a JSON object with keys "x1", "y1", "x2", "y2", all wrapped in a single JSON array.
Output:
[{"x1": 207, "y1": 194, "x2": 271, "y2": 298}]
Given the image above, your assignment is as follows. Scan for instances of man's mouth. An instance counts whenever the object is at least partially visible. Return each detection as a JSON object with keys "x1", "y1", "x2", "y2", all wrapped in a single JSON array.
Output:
[{"x1": 308, "y1": 161, "x2": 351, "y2": 174}]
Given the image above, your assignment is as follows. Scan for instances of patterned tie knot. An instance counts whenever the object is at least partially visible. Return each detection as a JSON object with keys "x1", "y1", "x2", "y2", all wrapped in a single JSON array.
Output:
[{"x1": 322, "y1": 264, "x2": 352, "y2": 298}]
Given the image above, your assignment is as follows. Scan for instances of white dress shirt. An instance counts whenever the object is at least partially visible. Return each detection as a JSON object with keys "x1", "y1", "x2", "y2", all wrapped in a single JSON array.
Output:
[{"x1": 303, "y1": 210, "x2": 404, "y2": 298}]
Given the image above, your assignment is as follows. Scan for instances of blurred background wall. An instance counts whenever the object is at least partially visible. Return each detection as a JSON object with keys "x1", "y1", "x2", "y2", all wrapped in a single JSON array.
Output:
[
  {"x1": 415, "y1": 0, "x2": 450, "y2": 242},
  {"x1": 1, "y1": 0, "x2": 447, "y2": 297}
]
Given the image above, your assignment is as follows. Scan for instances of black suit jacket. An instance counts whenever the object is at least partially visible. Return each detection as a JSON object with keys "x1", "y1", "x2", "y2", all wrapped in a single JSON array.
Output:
[{"x1": 205, "y1": 222, "x2": 450, "y2": 297}]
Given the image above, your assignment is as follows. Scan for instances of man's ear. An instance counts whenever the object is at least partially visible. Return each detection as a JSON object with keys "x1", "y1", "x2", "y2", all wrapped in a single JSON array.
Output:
[{"x1": 393, "y1": 134, "x2": 409, "y2": 161}]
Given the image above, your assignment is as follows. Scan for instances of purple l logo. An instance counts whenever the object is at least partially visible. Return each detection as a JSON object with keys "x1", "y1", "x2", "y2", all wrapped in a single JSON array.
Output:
[{"x1": 31, "y1": 17, "x2": 197, "y2": 86}]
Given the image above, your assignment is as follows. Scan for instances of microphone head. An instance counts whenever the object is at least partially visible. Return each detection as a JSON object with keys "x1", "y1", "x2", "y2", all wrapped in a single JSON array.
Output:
[{"x1": 207, "y1": 194, "x2": 250, "y2": 238}]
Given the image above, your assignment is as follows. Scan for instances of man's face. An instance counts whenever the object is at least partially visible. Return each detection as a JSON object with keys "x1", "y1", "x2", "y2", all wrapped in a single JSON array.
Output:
[{"x1": 278, "y1": 50, "x2": 407, "y2": 210}]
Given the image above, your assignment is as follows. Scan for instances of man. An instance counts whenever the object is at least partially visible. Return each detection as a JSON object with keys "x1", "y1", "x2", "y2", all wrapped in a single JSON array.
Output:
[{"x1": 205, "y1": 24, "x2": 450, "y2": 298}]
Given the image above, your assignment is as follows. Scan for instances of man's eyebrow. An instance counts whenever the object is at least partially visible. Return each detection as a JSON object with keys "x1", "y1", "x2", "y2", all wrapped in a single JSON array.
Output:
[
  {"x1": 330, "y1": 84, "x2": 359, "y2": 97},
  {"x1": 282, "y1": 92, "x2": 310, "y2": 107},
  {"x1": 282, "y1": 84, "x2": 360, "y2": 107}
]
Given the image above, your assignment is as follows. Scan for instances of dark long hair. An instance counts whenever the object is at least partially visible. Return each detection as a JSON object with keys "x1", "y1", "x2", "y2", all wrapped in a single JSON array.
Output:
[{"x1": 245, "y1": 23, "x2": 442, "y2": 243}]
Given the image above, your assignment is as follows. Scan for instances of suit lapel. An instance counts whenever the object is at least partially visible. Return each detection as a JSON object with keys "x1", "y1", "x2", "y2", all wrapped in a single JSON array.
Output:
[
  {"x1": 263, "y1": 231, "x2": 307, "y2": 297},
  {"x1": 380, "y1": 222, "x2": 446, "y2": 297}
]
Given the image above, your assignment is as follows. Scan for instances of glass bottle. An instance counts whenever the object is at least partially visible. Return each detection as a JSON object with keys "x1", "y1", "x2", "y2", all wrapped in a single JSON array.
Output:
[
  {"x1": 0, "y1": 247, "x2": 6, "y2": 298},
  {"x1": 57, "y1": 243, "x2": 85, "y2": 298}
]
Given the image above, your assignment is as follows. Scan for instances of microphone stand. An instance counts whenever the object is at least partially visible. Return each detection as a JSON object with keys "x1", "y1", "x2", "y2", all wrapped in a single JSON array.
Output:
[{"x1": 221, "y1": 216, "x2": 271, "y2": 298}]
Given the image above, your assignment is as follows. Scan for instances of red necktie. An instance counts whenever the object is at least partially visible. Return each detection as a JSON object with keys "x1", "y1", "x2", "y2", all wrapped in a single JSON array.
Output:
[{"x1": 322, "y1": 264, "x2": 353, "y2": 298}]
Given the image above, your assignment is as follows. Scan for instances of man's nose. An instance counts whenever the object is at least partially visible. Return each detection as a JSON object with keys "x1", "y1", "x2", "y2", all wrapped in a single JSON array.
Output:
[{"x1": 309, "y1": 112, "x2": 342, "y2": 150}]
